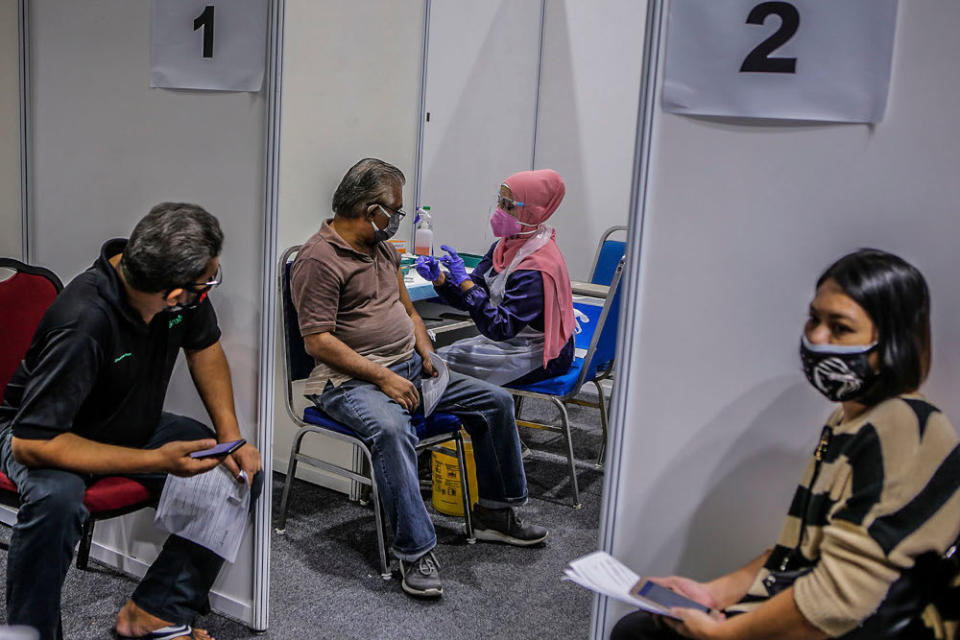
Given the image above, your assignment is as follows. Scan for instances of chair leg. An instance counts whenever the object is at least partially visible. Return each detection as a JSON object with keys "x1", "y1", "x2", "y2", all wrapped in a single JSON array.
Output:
[
  {"x1": 357, "y1": 454, "x2": 372, "y2": 506},
  {"x1": 365, "y1": 448, "x2": 391, "y2": 579},
  {"x1": 591, "y1": 379, "x2": 609, "y2": 468},
  {"x1": 513, "y1": 395, "x2": 524, "y2": 420},
  {"x1": 76, "y1": 519, "x2": 95, "y2": 570},
  {"x1": 454, "y1": 433, "x2": 476, "y2": 544},
  {"x1": 277, "y1": 428, "x2": 309, "y2": 532},
  {"x1": 550, "y1": 397, "x2": 582, "y2": 509}
]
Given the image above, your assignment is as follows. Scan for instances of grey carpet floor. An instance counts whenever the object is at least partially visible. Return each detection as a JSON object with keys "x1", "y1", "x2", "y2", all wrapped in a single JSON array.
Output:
[{"x1": 0, "y1": 391, "x2": 608, "y2": 640}]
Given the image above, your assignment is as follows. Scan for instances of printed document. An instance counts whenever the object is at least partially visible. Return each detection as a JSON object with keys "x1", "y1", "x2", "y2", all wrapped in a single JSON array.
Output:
[
  {"x1": 563, "y1": 551, "x2": 676, "y2": 619},
  {"x1": 155, "y1": 466, "x2": 250, "y2": 563},
  {"x1": 421, "y1": 352, "x2": 450, "y2": 417}
]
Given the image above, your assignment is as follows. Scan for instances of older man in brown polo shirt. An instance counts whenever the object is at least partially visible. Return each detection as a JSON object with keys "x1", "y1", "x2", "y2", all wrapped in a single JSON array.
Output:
[{"x1": 290, "y1": 158, "x2": 547, "y2": 599}]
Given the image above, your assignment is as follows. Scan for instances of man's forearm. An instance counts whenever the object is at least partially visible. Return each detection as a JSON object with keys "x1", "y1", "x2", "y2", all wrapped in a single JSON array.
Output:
[
  {"x1": 304, "y1": 332, "x2": 391, "y2": 385},
  {"x1": 714, "y1": 588, "x2": 827, "y2": 640},
  {"x1": 410, "y1": 312, "x2": 434, "y2": 359},
  {"x1": 12, "y1": 433, "x2": 163, "y2": 475},
  {"x1": 708, "y1": 550, "x2": 771, "y2": 608},
  {"x1": 185, "y1": 341, "x2": 242, "y2": 442}
]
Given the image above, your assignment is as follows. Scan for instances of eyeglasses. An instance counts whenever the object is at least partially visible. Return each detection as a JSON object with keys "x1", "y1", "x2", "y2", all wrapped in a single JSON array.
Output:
[
  {"x1": 185, "y1": 264, "x2": 222, "y2": 295},
  {"x1": 496, "y1": 193, "x2": 524, "y2": 211},
  {"x1": 376, "y1": 203, "x2": 407, "y2": 220}
]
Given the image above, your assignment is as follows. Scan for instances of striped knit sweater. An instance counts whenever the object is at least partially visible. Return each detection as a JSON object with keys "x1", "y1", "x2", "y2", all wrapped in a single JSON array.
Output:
[{"x1": 726, "y1": 394, "x2": 960, "y2": 638}]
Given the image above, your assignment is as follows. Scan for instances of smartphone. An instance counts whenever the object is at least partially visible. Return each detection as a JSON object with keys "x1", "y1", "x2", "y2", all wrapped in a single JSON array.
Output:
[
  {"x1": 189, "y1": 439, "x2": 246, "y2": 459},
  {"x1": 630, "y1": 579, "x2": 712, "y2": 615}
]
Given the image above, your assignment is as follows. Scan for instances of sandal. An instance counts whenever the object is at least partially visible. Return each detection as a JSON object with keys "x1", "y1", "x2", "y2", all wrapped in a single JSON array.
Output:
[{"x1": 117, "y1": 624, "x2": 194, "y2": 640}]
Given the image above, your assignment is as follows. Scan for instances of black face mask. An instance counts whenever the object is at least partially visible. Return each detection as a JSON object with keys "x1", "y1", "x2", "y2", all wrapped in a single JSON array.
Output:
[
  {"x1": 166, "y1": 290, "x2": 208, "y2": 313},
  {"x1": 371, "y1": 206, "x2": 402, "y2": 243},
  {"x1": 800, "y1": 336, "x2": 878, "y2": 402}
]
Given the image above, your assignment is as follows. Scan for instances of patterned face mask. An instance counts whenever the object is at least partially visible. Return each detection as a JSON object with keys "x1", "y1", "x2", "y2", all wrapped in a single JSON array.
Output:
[{"x1": 799, "y1": 335, "x2": 878, "y2": 402}]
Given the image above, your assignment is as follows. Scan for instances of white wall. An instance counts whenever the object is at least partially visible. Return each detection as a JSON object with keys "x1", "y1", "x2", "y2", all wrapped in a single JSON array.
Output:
[
  {"x1": 416, "y1": 0, "x2": 644, "y2": 278},
  {"x1": 273, "y1": 0, "x2": 425, "y2": 491},
  {"x1": 534, "y1": 0, "x2": 645, "y2": 280},
  {"x1": 0, "y1": 0, "x2": 21, "y2": 259},
  {"x1": 27, "y1": 0, "x2": 267, "y2": 625},
  {"x1": 418, "y1": 0, "x2": 543, "y2": 257},
  {"x1": 599, "y1": 2, "x2": 960, "y2": 636}
]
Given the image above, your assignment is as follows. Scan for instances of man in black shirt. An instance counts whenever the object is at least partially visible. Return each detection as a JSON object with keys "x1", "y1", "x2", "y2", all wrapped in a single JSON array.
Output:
[{"x1": 0, "y1": 203, "x2": 262, "y2": 640}]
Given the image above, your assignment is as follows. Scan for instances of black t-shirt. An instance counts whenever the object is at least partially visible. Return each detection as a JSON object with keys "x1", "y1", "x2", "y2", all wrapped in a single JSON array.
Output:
[{"x1": 0, "y1": 239, "x2": 221, "y2": 447}]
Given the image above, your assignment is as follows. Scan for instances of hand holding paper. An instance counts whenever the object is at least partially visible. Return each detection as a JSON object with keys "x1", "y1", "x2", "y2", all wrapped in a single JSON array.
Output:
[
  {"x1": 421, "y1": 352, "x2": 450, "y2": 417},
  {"x1": 155, "y1": 465, "x2": 251, "y2": 563},
  {"x1": 562, "y1": 551, "x2": 714, "y2": 621}
]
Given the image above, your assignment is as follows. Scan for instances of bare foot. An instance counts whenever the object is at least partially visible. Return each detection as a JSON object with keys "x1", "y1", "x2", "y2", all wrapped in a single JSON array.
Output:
[{"x1": 115, "y1": 599, "x2": 215, "y2": 640}]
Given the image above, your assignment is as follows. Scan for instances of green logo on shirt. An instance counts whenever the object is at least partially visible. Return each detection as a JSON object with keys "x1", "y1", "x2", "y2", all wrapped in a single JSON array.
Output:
[
  {"x1": 114, "y1": 352, "x2": 133, "y2": 363},
  {"x1": 169, "y1": 314, "x2": 183, "y2": 329}
]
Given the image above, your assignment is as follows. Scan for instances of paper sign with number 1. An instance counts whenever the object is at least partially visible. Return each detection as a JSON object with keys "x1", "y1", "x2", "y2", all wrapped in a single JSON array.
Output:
[
  {"x1": 663, "y1": 0, "x2": 897, "y2": 123},
  {"x1": 151, "y1": 0, "x2": 268, "y2": 92}
]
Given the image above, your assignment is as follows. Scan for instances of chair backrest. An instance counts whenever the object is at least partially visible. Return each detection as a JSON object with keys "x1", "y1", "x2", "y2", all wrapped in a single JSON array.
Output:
[
  {"x1": 0, "y1": 258, "x2": 63, "y2": 403},
  {"x1": 589, "y1": 225, "x2": 628, "y2": 286},
  {"x1": 577, "y1": 255, "x2": 626, "y2": 387},
  {"x1": 278, "y1": 246, "x2": 314, "y2": 423}
]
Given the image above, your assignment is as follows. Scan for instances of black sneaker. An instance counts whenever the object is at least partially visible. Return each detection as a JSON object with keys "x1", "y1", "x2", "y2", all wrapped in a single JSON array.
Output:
[
  {"x1": 471, "y1": 505, "x2": 548, "y2": 546},
  {"x1": 399, "y1": 551, "x2": 443, "y2": 598}
]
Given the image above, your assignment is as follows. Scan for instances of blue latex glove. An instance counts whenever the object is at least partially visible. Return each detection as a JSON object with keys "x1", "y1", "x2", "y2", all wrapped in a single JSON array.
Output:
[
  {"x1": 415, "y1": 255, "x2": 442, "y2": 282},
  {"x1": 440, "y1": 245, "x2": 471, "y2": 286}
]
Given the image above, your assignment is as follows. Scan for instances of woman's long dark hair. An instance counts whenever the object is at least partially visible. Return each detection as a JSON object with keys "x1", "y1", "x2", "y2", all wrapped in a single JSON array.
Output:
[{"x1": 817, "y1": 249, "x2": 931, "y2": 406}]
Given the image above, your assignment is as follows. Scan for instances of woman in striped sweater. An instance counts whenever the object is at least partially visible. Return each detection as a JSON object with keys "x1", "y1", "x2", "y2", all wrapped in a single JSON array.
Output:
[{"x1": 612, "y1": 249, "x2": 960, "y2": 640}]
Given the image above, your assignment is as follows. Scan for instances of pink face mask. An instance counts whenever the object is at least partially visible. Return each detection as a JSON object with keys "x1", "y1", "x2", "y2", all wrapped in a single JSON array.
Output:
[{"x1": 490, "y1": 207, "x2": 525, "y2": 237}]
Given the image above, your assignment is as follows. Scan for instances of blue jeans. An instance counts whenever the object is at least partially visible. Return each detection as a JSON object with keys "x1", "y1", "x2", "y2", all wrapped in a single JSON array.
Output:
[
  {"x1": 0, "y1": 413, "x2": 262, "y2": 640},
  {"x1": 314, "y1": 352, "x2": 527, "y2": 562}
]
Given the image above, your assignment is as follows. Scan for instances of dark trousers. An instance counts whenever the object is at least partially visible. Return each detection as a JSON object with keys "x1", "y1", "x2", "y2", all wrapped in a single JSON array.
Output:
[
  {"x1": 0, "y1": 413, "x2": 262, "y2": 640},
  {"x1": 610, "y1": 612, "x2": 682, "y2": 640}
]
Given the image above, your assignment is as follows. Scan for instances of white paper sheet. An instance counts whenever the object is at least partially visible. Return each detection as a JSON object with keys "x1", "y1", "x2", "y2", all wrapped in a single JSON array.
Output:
[
  {"x1": 421, "y1": 352, "x2": 450, "y2": 417},
  {"x1": 154, "y1": 466, "x2": 250, "y2": 563},
  {"x1": 563, "y1": 551, "x2": 676, "y2": 618}
]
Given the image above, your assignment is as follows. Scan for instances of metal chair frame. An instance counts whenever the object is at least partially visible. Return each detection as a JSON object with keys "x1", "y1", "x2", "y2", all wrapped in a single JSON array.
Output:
[
  {"x1": 587, "y1": 225, "x2": 628, "y2": 286},
  {"x1": 510, "y1": 256, "x2": 626, "y2": 509},
  {"x1": 571, "y1": 225, "x2": 629, "y2": 466},
  {"x1": 275, "y1": 245, "x2": 475, "y2": 579}
]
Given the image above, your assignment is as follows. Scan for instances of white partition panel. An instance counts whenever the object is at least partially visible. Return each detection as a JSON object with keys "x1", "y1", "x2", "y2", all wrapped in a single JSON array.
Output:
[
  {"x1": 534, "y1": 0, "x2": 645, "y2": 280},
  {"x1": 274, "y1": 0, "x2": 425, "y2": 492},
  {"x1": 598, "y1": 1, "x2": 960, "y2": 637},
  {"x1": 28, "y1": 0, "x2": 267, "y2": 626},
  {"x1": 418, "y1": 0, "x2": 543, "y2": 256},
  {"x1": 0, "y1": 0, "x2": 21, "y2": 259}
]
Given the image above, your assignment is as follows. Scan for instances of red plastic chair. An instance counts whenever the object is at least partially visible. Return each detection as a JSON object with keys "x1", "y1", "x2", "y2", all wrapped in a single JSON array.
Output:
[{"x1": 0, "y1": 258, "x2": 153, "y2": 569}]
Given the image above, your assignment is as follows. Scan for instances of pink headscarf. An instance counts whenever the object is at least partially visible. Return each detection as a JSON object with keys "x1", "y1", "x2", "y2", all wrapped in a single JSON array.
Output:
[{"x1": 494, "y1": 169, "x2": 575, "y2": 366}]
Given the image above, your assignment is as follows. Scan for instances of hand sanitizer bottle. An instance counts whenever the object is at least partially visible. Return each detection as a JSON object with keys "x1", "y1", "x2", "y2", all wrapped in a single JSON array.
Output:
[{"x1": 413, "y1": 205, "x2": 434, "y2": 256}]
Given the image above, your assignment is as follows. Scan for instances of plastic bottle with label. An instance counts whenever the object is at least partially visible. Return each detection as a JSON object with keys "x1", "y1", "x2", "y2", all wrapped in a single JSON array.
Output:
[{"x1": 413, "y1": 205, "x2": 434, "y2": 256}]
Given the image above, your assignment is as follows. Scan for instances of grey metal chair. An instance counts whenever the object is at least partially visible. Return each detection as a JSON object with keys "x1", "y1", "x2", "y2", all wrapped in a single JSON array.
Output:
[{"x1": 275, "y1": 245, "x2": 475, "y2": 579}]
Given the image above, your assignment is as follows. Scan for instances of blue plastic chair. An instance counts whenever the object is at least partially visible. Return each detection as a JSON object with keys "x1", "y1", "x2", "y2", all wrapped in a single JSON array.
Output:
[
  {"x1": 507, "y1": 256, "x2": 626, "y2": 508},
  {"x1": 276, "y1": 246, "x2": 475, "y2": 578}
]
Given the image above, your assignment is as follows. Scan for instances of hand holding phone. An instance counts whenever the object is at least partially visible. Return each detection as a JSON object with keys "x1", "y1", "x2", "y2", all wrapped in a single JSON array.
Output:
[
  {"x1": 630, "y1": 579, "x2": 713, "y2": 619},
  {"x1": 189, "y1": 438, "x2": 246, "y2": 459}
]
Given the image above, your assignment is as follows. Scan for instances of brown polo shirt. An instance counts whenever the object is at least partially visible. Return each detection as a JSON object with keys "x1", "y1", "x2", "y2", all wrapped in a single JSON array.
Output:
[{"x1": 291, "y1": 219, "x2": 415, "y2": 392}]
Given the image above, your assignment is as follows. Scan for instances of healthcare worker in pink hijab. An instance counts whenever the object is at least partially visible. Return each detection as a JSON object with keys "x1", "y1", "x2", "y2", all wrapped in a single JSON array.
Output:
[{"x1": 415, "y1": 169, "x2": 576, "y2": 385}]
